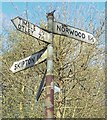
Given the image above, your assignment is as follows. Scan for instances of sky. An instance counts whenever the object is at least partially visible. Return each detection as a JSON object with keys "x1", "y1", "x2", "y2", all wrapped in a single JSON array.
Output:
[
  {"x1": 0, "y1": 1, "x2": 105, "y2": 63},
  {"x1": 1, "y1": 2, "x2": 105, "y2": 28},
  {"x1": 1, "y1": 1, "x2": 105, "y2": 51}
]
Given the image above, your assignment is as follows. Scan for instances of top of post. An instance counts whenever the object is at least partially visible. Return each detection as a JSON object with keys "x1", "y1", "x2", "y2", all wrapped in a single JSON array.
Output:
[{"x1": 46, "y1": 10, "x2": 56, "y2": 20}]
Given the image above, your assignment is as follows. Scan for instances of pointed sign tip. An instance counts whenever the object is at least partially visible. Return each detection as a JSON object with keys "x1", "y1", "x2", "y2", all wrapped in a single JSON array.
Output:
[
  {"x1": 10, "y1": 66, "x2": 12, "y2": 71},
  {"x1": 10, "y1": 68, "x2": 14, "y2": 73},
  {"x1": 10, "y1": 65, "x2": 15, "y2": 73}
]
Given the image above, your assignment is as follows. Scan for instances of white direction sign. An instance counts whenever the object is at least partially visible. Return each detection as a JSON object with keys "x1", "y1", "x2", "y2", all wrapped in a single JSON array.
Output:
[
  {"x1": 11, "y1": 16, "x2": 50, "y2": 43},
  {"x1": 53, "y1": 21, "x2": 96, "y2": 44},
  {"x1": 54, "y1": 85, "x2": 60, "y2": 93},
  {"x1": 10, "y1": 48, "x2": 47, "y2": 73}
]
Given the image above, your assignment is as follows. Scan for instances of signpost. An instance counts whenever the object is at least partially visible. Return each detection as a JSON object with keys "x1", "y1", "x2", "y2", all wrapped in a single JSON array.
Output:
[
  {"x1": 53, "y1": 21, "x2": 96, "y2": 44},
  {"x1": 10, "y1": 48, "x2": 47, "y2": 73},
  {"x1": 45, "y1": 12, "x2": 54, "y2": 118},
  {"x1": 11, "y1": 11, "x2": 96, "y2": 119},
  {"x1": 11, "y1": 16, "x2": 51, "y2": 43}
]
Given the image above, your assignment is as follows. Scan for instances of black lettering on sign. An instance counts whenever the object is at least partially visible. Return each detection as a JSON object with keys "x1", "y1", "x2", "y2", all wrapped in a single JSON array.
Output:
[
  {"x1": 23, "y1": 20, "x2": 27, "y2": 26},
  {"x1": 66, "y1": 27, "x2": 69, "y2": 34},
  {"x1": 17, "y1": 61, "x2": 25, "y2": 69},
  {"x1": 31, "y1": 57, "x2": 35, "y2": 63},
  {"x1": 28, "y1": 28, "x2": 31, "y2": 35},
  {"x1": 57, "y1": 25, "x2": 61, "y2": 32},
  {"x1": 62, "y1": 26, "x2": 65, "y2": 32},
  {"x1": 27, "y1": 59, "x2": 29, "y2": 65},
  {"x1": 31, "y1": 24, "x2": 35, "y2": 34},
  {"x1": 82, "y1": 33, "x2": 85, "y2": 39},
  {"x1": 31, "y1": 28, "x2": 34, "y2": 34},
  {"x1": 27, "y1": 22, "x2": 31, "y2": 35},
  {"x1": 28, "y1": 22, "x2": 30, "y2": 28},
  {"x1": 21, "y1": 25, "x2": 25, "y2": 32},
  {"x1": 23, "y1": 57, "x2": 35, "y2": 67},
  {"x1": 22, "y1": 61, "x2": 25, "y2": 67},
  {"x1": 34, "y1": 25, "x2": 36, "y2": 31},
  {"x1": 17, "y1": 18, "x2": 36, "y2": 36},
  {"x1": 56, "y1": 24, "x2": 86, "y2": 40},
  {"x1": 17, "y1": 63, "x2": 21, "y2": 68},
  {"x1": 18, "y1": 17, "x2": 22, "y2": 29},
  {"x1": 78, "y1": 32, "x2": 81, "y2": 37},
  {"x1": 28, "y1": 57, "x2": 34, "y2": 65},
  {"x1": 14, "y1": 64, "x2": 18, "y2": 70},
  {"x1": 18, "y1": 24, "x2": 21, "y2": 30},
  {"x1": 70, "y1": 30, "x2": 74, "y2": 35},
  {"x1": 29, "y1": 24, "x2": 33, "y2": 35},
  {"x1": 28, "y1": 59, "x2": 31, "y2": 65},
  {"x1": 29, "y1": 57, "x2": 35, "y2": 64},
  {"x1": 39, "y1": 30, "x2": 44, "y2": 40},
  {"x1": 75, "y1": 31, "x2": 78, "y2": 36},
  {"x1": 25, "y1": 59, "x2": 28, "y2": 66}
]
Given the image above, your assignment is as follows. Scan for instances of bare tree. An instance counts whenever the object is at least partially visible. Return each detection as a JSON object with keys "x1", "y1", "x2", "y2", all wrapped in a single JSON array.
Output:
[{"x1": 1, "y1": 2, "x2": 105, "y2": 118}]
